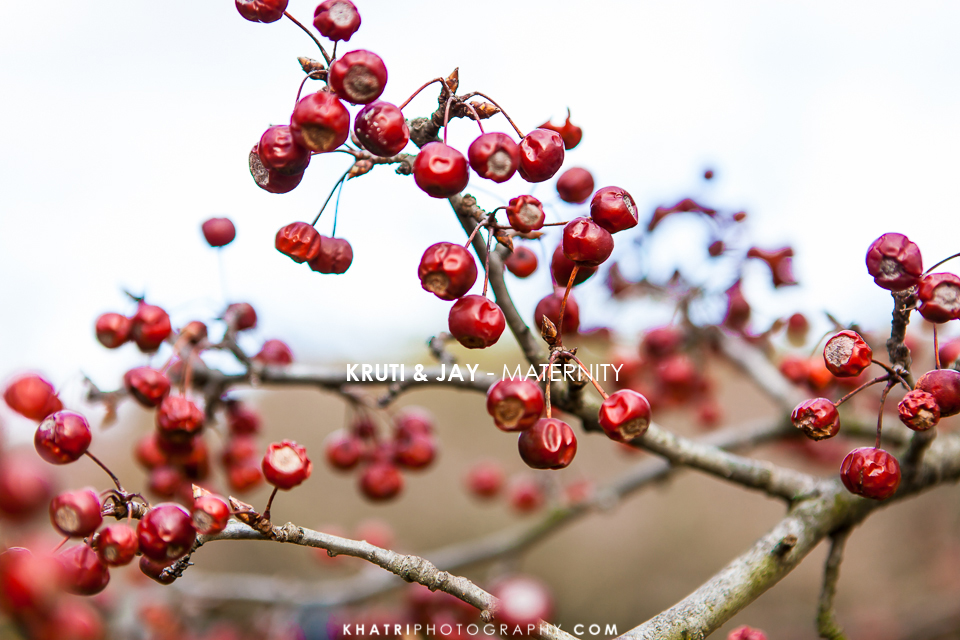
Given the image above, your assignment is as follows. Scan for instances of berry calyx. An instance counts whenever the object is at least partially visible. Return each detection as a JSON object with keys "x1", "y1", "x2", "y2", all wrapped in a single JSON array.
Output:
[
  {"x1": 790, "y1": 398, "x2": 841, "y2": 441},
  {"x1": 556, "y1": 167, "x2": 595, "y2": 204},
  {"x1": 518, "y1": 418, "x2": 577, "y2": 469},
  {"x1": 275, "y1": 222, "x2": 322, "y2": 263},
  {"x1": 224, "y1": 302, "x2": 257, "y2": 331},
  {"x1": 58, "y1": 545, "x2": 110, "y2": 596},
  {"x1": 313, "y1": 0, "x2": 361, "y2": 42},
  {"x1": 249, "y1": 145, "x2": 304, "y2": 194},
  {"x1": 865, "y1": 233, "x2": 923, "y2": 291},
  {"x1": 258, "y1": 125, "x2": 311, "y2": 176},
  {"x1": 534, "y1": 290, "x2": 580, "y2": 335},
  {"x1": 918, "y1": 272, "x2": 960, "y2": 323},
  {"x1": 413, "y1": 142, "x2": 469, "y2": 198},
  {"x1": 840, "y1": 447, "x2": 901, "y2": 500},
  {"x1": 95, "y1": 524, "x2": 139, "y2": 566},
  {"x1": 329, "y1": 50, "x2": 387, "y2": 105},
  {"x1": 262, "y1": 440, "x2": 312, "y2": 489},
  {"x1": 254, "y1": 339, "x2": 294, "y2": 365},
  {"x1": 598, "y1": 390, "x2": 652, "y2": 443},
  {"x1": 505, "y1": 246, "x2": 538, "y2": 278},
  {"x1": 486, "y1": 379, "x2": 544, "y2": 432},
  {"x1": 131, "y1": 303, "x2": 172, "y2": 352},
  {"x1": 325, "y1": 429, "x2": 363, "y2": 470},
  {"x1": 201, "y1": 217, "x2": 236, "y2": 248},
  {"x1": 823, "y1": 330, "x2": 873, "y2": 378},
  {"x1": 898, "y1": 389, "x2": 940, "y2": 432},
  {"x1": 34, "y1": 411, "x2": 91, "y2": 464},
  {"x1": 448, "y1": 295, "x2": 505, "y2": 349},
  {"x1": 354, "y1": 101, "x2": 409, "y2": 157},
  {"x1": 123, "y1": 367, "x2": 171, "y2": 408},
  {"x1": 359, "y1": 462, "x2": 403, "y2": 501},
  {"x1": 562, "y1": 217, "x2": 614, "y2": 266},
  {"x1": 235, "y1": 0, "x2": 288, "y2": 23},
  {"x1": 517, "y1": 129, "x2": 565, "y2": 183},
  {"x1": 505, "y1": 195, "x2": 545, "y2": 233},
  {"x1": 468, "y1": 132, "x2": 520, "y2": 183},
  {"x1": 50, "y1": 488, "x2": 102, "y2": 537},
  {"x1": 290, "y1": 91, "x2": 350, "y2": 153},
  {"x1": 915, "y1": 368, "x2": 960, "y2": 417},
  {"x1": 95, "y1": 313, "x2": 132, "y2": 348},
  {"x1": 590, "y1": 186, "x2": 638, "y2": 233},
  {"x1": 156, "y1": 396, "x2": 205, "y2": 443},
  {"x1": 551, "y1": 245, "x2": 596, "y2": 287},
  {"x1": 137, "y1": 503, "x2": 197, "y2": 562},
  {"x1": 418, "y1": 242, "x2": 478, "y2": 300},
  {"x1": 191, "y1": 494, "x2": 231, "y2": 535},
  {"x1": 308, "y1": 236, "x2": 354, "y2": 274}
]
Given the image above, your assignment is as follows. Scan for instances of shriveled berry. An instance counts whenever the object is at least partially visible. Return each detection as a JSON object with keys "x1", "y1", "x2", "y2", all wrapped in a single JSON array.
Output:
[
  {"x1": 898, "y1": 389, "x2": 940, "y2": 431},
  {"x1": 448, "y1": 295, "x2": 505, "y2": 349},
  {"x1": 275, "y1": 222, "x2": 322, "y2": 263},
  {"x1": 505, "y1": 195, "x2": 545, "y2": 233},
  {"x1": 465, "y1": 460, "x2": 504, "y2": 499},
  {"x1": 486, "y1": 379, "x2": 544, "y2": 432},
  {"x1": 918, "y1": 272, "x2": 960, "y2": 323},
  {"x1": 329, "y1": 50, "x2": 387, "y2": 104},
  {"x1": 262, "y1": 440, "x2": 312, "y2": 489},
  {"x1": 551, "y1": 245, "x2": 596, "y2": 287},
  {"x1": 138, "y1": 556, "x2": 176, "y2": 585},
  {"x1": 562, "y1": 217, "x2": 614, "y2": 266},
  {"x1": 790, "y1": 398, "x2": 840, "y2": 441},
  {"x1": 201, "y1": 217, "x2": 236, "y2": 247},
  {"x1": 156, "y1": 396, "x2": 204, "y2": 443},
  {"x1": 556, "y1": 167, "x2": 594, "y2": 204},
  {"x1": 249, "y1": 145, "x2": 304, "y2": 194},
  {"x1": 393, "y1": 432, "x2": 436, "y2": 470},
  {"x1": 258, "y1": 125, "x2": 311, "y2": 176},
  {"x1": 538, "y1": 110, "x2": 582, "y2": 150},
  {"x1": 468, "y1": 132, "x2": 520, "y2": 183},
  {"x1": 309, "y1": 236, "x2": 354, "y2": 274},
  {"x1": 865, "y1": 233, "x2": 923, "y2": 291},
  {"x1": 354, "y1": 101, "x2": 409, "y2": 157},
  {"x1": 225, "y1": 302, "x2": 257, "y2": 331},
  {"x1": 254, "y1": 339, "x2": 293, "y2": 365},
  {"x1": 191, "y1": 494, "x2": 230, "y2": 535},
  {"x1": 915, "y1": 368, "x2": 960, "y2": 417},
  {"x1": 290, "y1": 91, "x2": 350, "y2": 153},
  {"x1": 123, "y1": 367, "x2": 171, "y2": 408},
  {"x1": 324, "y1": 429, "x2": 363, "y2": 470},
  {"x1": 313, "y1": 0, "x2": 361, "y2": 41},
  {"x1": 505, "y1": 246, "x2": 538, "y2": 278},
  {"x1": 840, "y1": 447, "x2": 901, "y2": 500},
  {"x1": 95, "y1": 313, "x2": 132, "y2": 348},
  {"x1": 0, "y1": 453, "x2": 53, "y2": 520},
  {"x1": 590, "y1": 186, "x2": 638, "y2": 233},
  {"x1": 598, "y1": 390, "x2": 652, "y2": 443},
  {"x1": 235, "y1": 0, "x2": 288, "y2": 23},
  {"x1": 137, "y1": 503, "x2": 197, "y2": 562},
  {"x1": 534, "y1": 290, "x2": 579, "y2": 335},
  {"x1": 35, "y1": 411, "x2": 91, "y2": 464},
  {"x1": 418, "y1": 242, "x2": 478, "y2": 301},
  {"x1": 50, "y1": 488, "x2": 102, "y2": 537},
  {"x1": 96, "y1": 524, "x2": 139, "y2": 566},
  {"x1": 359, "y1": 462, "x2": 403, "y2": 501},
  {"x1": 131, "y1": 303, "x2": 172, "y2": 352},
  {"x1": 490, "y1": 575, "x2": 554, "y2": 629},
  {"x1": 58, "y1": 545, "x2": 109, "y2": 596},
  {"x1": 413, "y1": 142, "x2": 469, "y2": 198},
  {"x1": 823, "y1": 330, "x2": 873, "y2": 378},
  {"x1": 517, "y1": 129, "x2": 565, "y2": 183},
  {"x1": 518, "y1": 418, "x2": 577, "y2": 469},
  {"x1": 728, "y1": 626, "x2": 767, "y2": 640}
]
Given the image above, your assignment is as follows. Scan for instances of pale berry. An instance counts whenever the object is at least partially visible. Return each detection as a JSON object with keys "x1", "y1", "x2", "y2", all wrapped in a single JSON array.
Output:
[
  {"x1": 490, "y1": 575, "x2": 554, "y2": 628},
  {"x1": 727, "y1": 626, "x2": 767, "y2": 640}
]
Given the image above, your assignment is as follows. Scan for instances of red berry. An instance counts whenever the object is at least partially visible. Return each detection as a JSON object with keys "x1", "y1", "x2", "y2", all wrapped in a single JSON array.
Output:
[
  {"x1": 539, "y1": 111, "x2": 582, "y2": 150},
  {"x1": 938, "y1": 338, "x2": 960, "y2": 368},
  {"x1": 258, "y1": 125, "x2": 311, "y2": 176},
  {"x1": 226, "y1": 402, "x2": 261, "y2": 435},
  {"x1": 641, "y1": 326, "x2": 685, "y2": 359},
  {"x1": 915, "y1": 368, "x2": 960, "y2": 417},
  {"x1": 354, "y1": 101, "x2": 409, "y2": 157},
  {"x1": 505, "y1": 246, "x2": 538, "y2": 278},
  {"x1": 148, "y1": 466, "x2": 184, "y2": 499},
  {"x1": 448, "y1": 295, "x2": 505, "y2": 349},
  {"x1": 254, "y1": 339, "x2": 293, "y2": 365},
  {"x1": 486, "y1": 379, "x2": 544, "y2": 432},
  {"x1": 329, "y1": 50, "x2": 387, "y2": 104},
  {"x1": 32, "y1": 598, "x2": 105, "y2": 640},
  {"x1": 249, "y1": 145, "x2": 304, "y2": 194},
  {"x1": 723, "y1": 281, "x2": 751, "y2": 331},
  {"x1": 309, "y1": 236, "x2": 354, "y2": 274},
  {"x1": 505, "y1": 195, "x2": 545, "y2": 233},
  {"x1": 790, "y1": 398, "x2": 840, "y2": 441},
  {"x1": 840, "y1": 447, "x2": 901, "y2": 500},
  {"x1": 138, "y1": 556, "x2": 176, "y2": 585},
  {"x1": 290, "y1": 91, "x2": 350, "y2": 153},
  {"x1": 96, "y1": 524, "x2": 139, "y2": 566},
  {"x1": 226, "y1": 461, "x2": 264, "y2": 493},
  {"x1": 359, "y1": 462, "x2": 404, "y2": 501},
  {"x1": 94, "y1": 313, "x2": 132, "y2": 348},
  {"x1": 413, "y1": 142, "x2": 469, "y2": 198},
  {"x1": 517, "y1": 129, "x2": 565, "y2": 183},
  {"x1": 865, "y1": 233, "x2": 923, "y2": 291},
  {"x1": 191, "y1": 494, "x2": 231, "y2": 535},
  {"x1": 509, "y1": 477, "x2": 545, "y2": 513},
  {"x1": 394, "y1": 408, "x2": 434, "y2": 437},
  {"x1": 58, "y1": 545, "x2": 109, "y2": 596},
  {"x1": 131, "y1": 303, "x2": 171, "y2": 352},
  {"x1": 276, "y1": 221, "x2": 322, "y2": 263},
  {"x1": 235, "y1": 0, "x2": 287, "y2": 23},
  {"x1": 918, "y1": 272, "x2": 960, "y2": 323},
  {"x1": 137, "y1": 503, "x2": 197, "y2": 562},
  {"x1": 465, "y1": 460, "x2": 504, "y2": 499},
  {"x1": 0, "y1": 549, "x2": 63, "y2": 614},
  {"x1": 313, "y1": 0, "x2": 361, "y2": 41},
  {"x1": 123, "y1": 367, "x2": 171, "y2": 408},
  {"x1": 35, "y1": 411, "x2": 91, "y2": 465},
  {"x1": 518, "y1": 418, "x2": 577, "y2": 469},
  {"x1": 823, "y1": 330, "x2": 873, "y2": 378},
  {"x1": 134, "y1": 433, "x2": 168, "y2": 470},
  {"x1": 728, "y1": 626, "x2": 767, "y2": 640},
  {"x1": 0, "y1": 453, "x2": 53, "y2": 520},
  {"x1": 562, "y1": 217, "x2": 614, "y2": 266},
  {"x1": 598, "y1": 390, "x2": 652, "y2": 442},
  {"x1": 324, "y1": 429, "x2": 363, "y2": 470},
  {"x1": 779, "y1": 356, "x2": 809, "y2": 385},
  {"x1": 418, "y1": 242, "x2": 478, "y2": 301},
  {"x1": 556, "y1": 167, "x2": 595, "y2": 204},
  {"x1": 533, "y1": 290, "x2": 580, "y2": 335},
  {"x1": 490, "y1": 575, "x2": 553, "y2": 629},
  {"x1": 708, "y1": 240, "x2": 725, "y2": 257},
  {"x1": 786, "y1": 312, "x2": 809, "y2": 345},
  {"x1": 468, "y1": 132, "x2": 520, "y2": 183},
  {"x1": 4, "y1": 375, "x2": 62, "y2": 421},
  {"x1": 262, "y1": 440, "x2": 312, "y2": 490},
  {"x1": 589, "y1": 186, "x2": 638, "y2": 233},
  {"x1": 224, "y1": 302, "x2": 257, "y2": 331},
  {"x1": 200, "y1": 217, "x2": 236, "y2": 248},
  {"x1": 393, "y1": 432, "x2": 436, "y2": 470},
  {"x1": 221, "y1": 434, "x2": 260, "y2": 467},
  {"x1": 550, "y1": 245, "x2": 596, "y2": 287},
  {"x1": 898, "y1": 389, "x2": 940, "y2": 431},
  {"x1": 49, "y1": 488, "x2": 102, "y2": 537},
  {"x1": 156, "y1": 396, "x2": 205, "y2": 443}
]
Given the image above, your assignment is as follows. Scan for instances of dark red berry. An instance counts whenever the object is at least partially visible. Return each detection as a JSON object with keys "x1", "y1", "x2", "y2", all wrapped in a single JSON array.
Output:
[
  {"x1": 918, "y1": 272, "x2": 960, "y2": 323},
  {"x1": 131, "y1": 303, "x2": 171, "y2": 352},
  {"x1": 509, "y1": 477, "x2": 545, "y2": 513},
  {"x1": 0, "y1": 453, "x2": 53, "y2": 520},
  {"x1": 354, "y1": 101, "x2": 409, "y2": 157},
  {"x1": 517, "y1": 129, "x2": 565, "y2": 183},
  {"x1": 34, "y1": 411, "x2": 91, "y2": 464},
  {"x1": 562, "y1": 217, "x2": 614, "y2": 267},
  {"x1": 865, "y1": 233, "x2": 923, "y2": 291},
  {"x1": 95, "y1": 313, "x2": 132, "y2": 348},
  {"x1": 505, "y1": 246, "x2": 538, "y2": 278},
  {"x1": 201, "y1": 217, "x2": 236, "y2": 248},
  {"x1": 254, "y1": 339, "x2": 294, "y2": 365},
  {"x1": 418, "y1": 242, "x2": 478, "y2": 300},
  {"x1": 96, "y1": 524, "x2": 139, "y2": 566},
  {"x1": 486, "y1": 379, "x2": 544, "y2": 432},
  {"x1": 235, "y1": 0, "x2": 287, "y2": 23},
  {"x1": 134, "y1": 434, "x2": 168, "y2": 470},
  {"x1": 723, "y1": 280, "x2": 751, "y2": 331},
  {"x1": 468, "y1": 132, "x2": 520, "y2": 183},
  {"x1": 224, "y1": 302, "x2": 257, "y2": 331},
  {"x1": 413, "y1": 142, "x2": 469, "y2": 198},
  {"x1": 915, "y1": 368, "x2": 960, "y2": 417},
  {"x1": 790, "y1": 398, "x2": 840, "y2": 441},
  {"x1": 465, "y1": 460, "x2": 504, "y2": 499},
  {"x1": 309, "y1": 236, "x2": 354, "y2": 274},
  {"x1": 276, "y1": 222, "x2": 322, "y2": 263},
  {"x1": 840, "y1": 447, "x2": 901, "y2": 500},
  {"x1": 448, "y1": 295, "x2": 505, "y2": 349},
  {"x1": 324, "y1": 429, "x2": 363, "y2": 470},
  {"x1": 137, "y1": 503, "x2": 197, "y2": 562},
  {"x1": 598, "y1": 390, "x2": 651, "y2": 443},
  {"x1": 156, "y1": 396, "x2": 204, "y2": 443},
  {"x1": 33, "y1": 597, "x2": 105, "y2": 640},
  {"x1": 148, "y1": 466, "x2": 184, "y2": 499},
  {"x1": 222, "y1": 435, "x2": 260, "y2": 467},
  {"x1": 898, "y1": 389, "x2": 940, "y2": 432},
  {"x1": 49, "y1": 488, "x2": 102, "y2": 537},
  {"x1": 490, "y1": 575, "x2": 554, "y2": 628},
  {"x1": 708, "y1": 240, "x2": 725, "y2": 257},
  {"x1": 329, "y1": 50, "x2": 387, "y2": 104},
  {"x1": 518, "y1": 418, "x2": 577, "y2": 469},
  {"x1": 3, "y1": 374, "x2": 62, "y2": 421},
  {"x1": 704, "y1": 169, "x2": 715, "y2": 180},
  {"x1": 226, "y1": 402, "x2": 261, "y2": 435},
  {"x1": 0, "y1": 549, "x2": 63, "y2": 614},
  {"x1": 556, "y1": 168, "x2": 594, "y2": 204},
  {"x1": 249, "y1": 145, "x2": 304, "y2": 194},
  {"x1": 641, "y1": 326, "x2": 684, "y2": 359},
  {"x1": 138, "y1": 556, "x2": 176, "y2": 585},
  {"x1": 728, "y1": 626, "x2": 767, "y2": 640},
  {"x1": 123, "y1": 367, "x2": 171, "y2": 408},
  {"x1": 533, "y1": 290, "x2": 579, "y2": 335},
  {"x1": 590, "y1": 186, "x2": 638, "y2": 233},
  {"x1": 226, "y1": 461, "x2": 264, "y2": 493},
  {"x1": 505, "y1": 195, "x2": 545, "y2": 233},
  {"x1": 313, "y1": 0, "x2": 361, "y2": 41},
  {"x1": 393, "y1": 432, "x2": 436, "y2": 470},
  {"x1": 394, "y1": 408, "x2": 434, "y2": 437},
  {"x1": 58, "y1": 545, "x2": 109, "y2": 596},
  {"x1": 290, "y1": 91, "x2": 350, "y2": 153},
  {"x1": 823, "y1": 330, "x2": 873, "y2": 378},
  {"x1": 539, "y1": 110, "x2": 582, "y2": 149},
  {"x1": 262, "y1": 440, "x2": 312, "y2": 489},
  {"x1": 258, "y1": 125, "x2": 311, "y2": 176},
  {"x1": 359, "y1": 462, "x2": 404, "y2": 501},
  {"x1": 191, "y1": 494, "x2": 231, "y2": 535},
  {"x1": 551, "y1": 245, "x2": 596, "y2": 287}
]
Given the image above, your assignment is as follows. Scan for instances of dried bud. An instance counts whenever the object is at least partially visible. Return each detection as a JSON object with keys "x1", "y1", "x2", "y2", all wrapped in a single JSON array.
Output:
[
  {"x1": 444, "y1": 68, "x2": 459, "y2": 94},
  {"x1": 298, "y1": 56, "x2": 326, "y2": 75},
  {"x1": 469, "y1": 100, "x2": 500, "y2": 119},
  {"x1": 494, "y1": 229, "x2": 514, "y2": 252},
  {"x1": 348, "y1": 159, "x2": 373, "y2": 179},
  {"x1": 540, "y1": 316, "x2": 559, "y2": 346}
]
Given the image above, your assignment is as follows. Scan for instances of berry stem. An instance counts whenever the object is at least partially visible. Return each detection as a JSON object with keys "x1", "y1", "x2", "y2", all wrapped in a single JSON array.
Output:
[
  {"x1": 560, "y1": 350, "x2": 610, "y2": 400},
  {"x1": 460, "y1": 91, "x2": 525, "y2": 139},
  {"x1": 312, "y1": 167, "x2": 352, "y2": 226},
  {"x1": 875, "y1": 379, "x2": 896, "y2": 448},
  {"x1": 398, "y1": 78, "x2": 444, "y2": 110},
  {"x1": 481, "y1": 225, "x2": 495, "y2": 298},
  {"x1": 461, "y1": 101, "x2": 485, "y2": 135},
  {"x1": 540, "y1": 220, "x2": 575, "y2": 227},
  {"x1": 294, "y1": 71, "x2": 325, "y2": 107},
  {"x1": 832, "y1": 374, "x2": 890, "y2": 407},
  {"x1": 263, "y1": 486, "x2": 279, "y2": 522},
  {"x1": 869, "y1": 359, "x2": 911, "y2": 391},
  {"x1": 924, "y1": 251, "x2": 960, "y2": 274},
  {"x1": 556, "y1": 265, "x2": 579, "y2": 344},
  {"x1": 283, "y1": 12, "x2": 331, "y2": 65},
  {"x1": 84, "y1": 451, "x2": 124, "y2": 492},
  {"x1": 934, "y1": 324, "x2": 941, "y2": 370},
  {"x1": 543, "y1": 352, "x2": 559, "y2": 419},
  {"x1": 331, "y1": 174, "x2": 346, "y2": 238},
  {"x1": 442, "y1": 96, "x2": 455, "y2": 145},
  {"x1": 52, "y1": 536, "x2": 68, "y2": 553}
]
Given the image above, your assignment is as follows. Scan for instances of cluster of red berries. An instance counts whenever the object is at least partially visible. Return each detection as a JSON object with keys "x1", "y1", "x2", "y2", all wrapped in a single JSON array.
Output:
[
  {"x1": 94, "y1": 301, "x2": 172, "y2": 353},
  {"x1": 463, "y1": 459, "x2": 594, "y2": 517}
]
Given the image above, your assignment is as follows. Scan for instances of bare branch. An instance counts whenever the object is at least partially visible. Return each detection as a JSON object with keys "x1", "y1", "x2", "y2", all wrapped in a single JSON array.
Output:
[
  {"x1": 817, "y1": 528, "x2": 852, "y2": 640},
  {"x1": 712, "y1": 330, "x2": 807, "y2": 412}
]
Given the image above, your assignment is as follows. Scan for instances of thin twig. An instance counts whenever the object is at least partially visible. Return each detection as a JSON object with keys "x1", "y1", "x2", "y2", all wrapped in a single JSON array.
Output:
[{"x1": 817, "y1": 528, "x2": 852, "y2": 640}]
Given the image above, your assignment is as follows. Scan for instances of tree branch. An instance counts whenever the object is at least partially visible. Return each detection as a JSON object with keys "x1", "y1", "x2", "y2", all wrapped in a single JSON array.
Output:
[{"x1": 816, "y1": 528, "x2": 851, "y2": 640}]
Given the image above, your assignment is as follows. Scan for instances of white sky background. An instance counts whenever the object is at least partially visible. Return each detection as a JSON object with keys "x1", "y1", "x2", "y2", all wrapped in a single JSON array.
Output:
[{"x1": 2, "y1": 1, "x2": 960, "y2": 429}]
